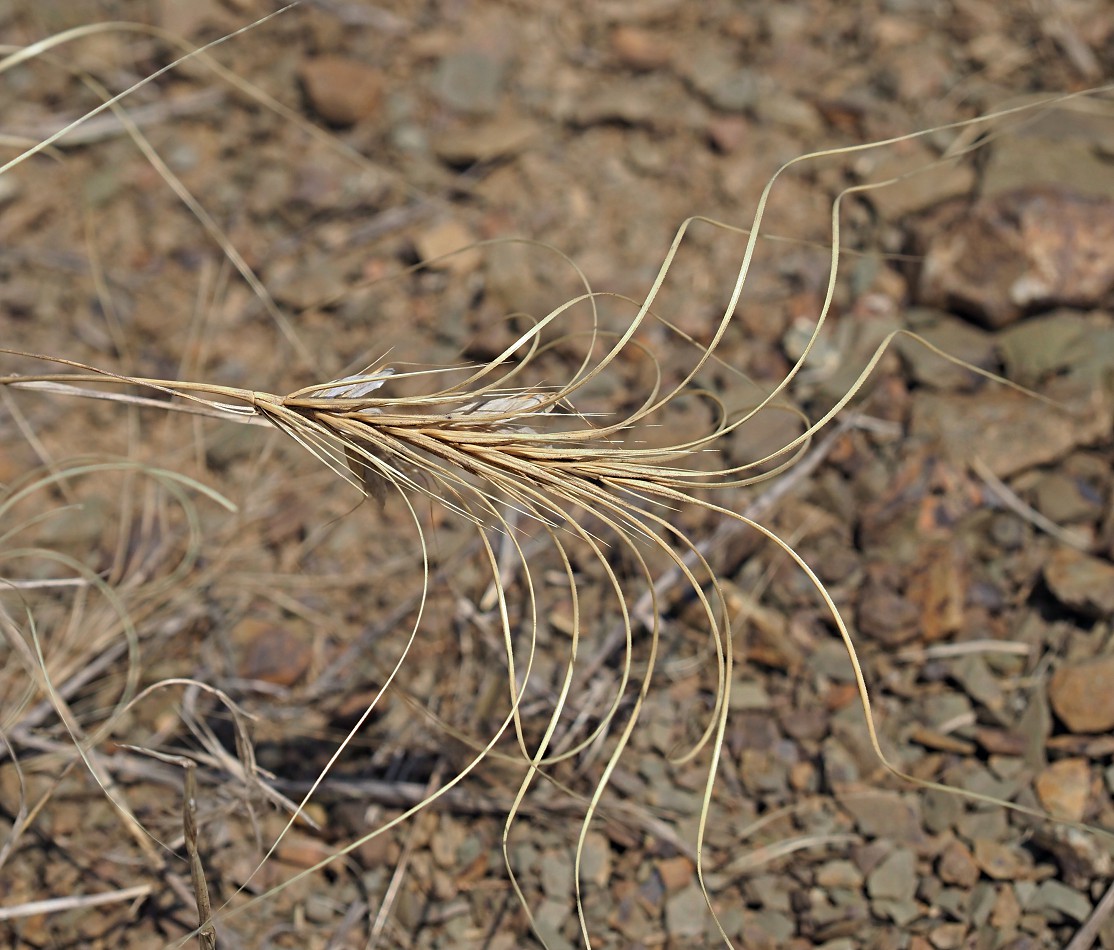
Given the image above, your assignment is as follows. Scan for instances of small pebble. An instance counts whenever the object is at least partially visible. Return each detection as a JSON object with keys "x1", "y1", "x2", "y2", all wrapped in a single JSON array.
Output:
[
  {"x1": 1033, "y1": 758, "x2": 1091, "y2": 822},
  {"x1": 433, "y1": 51, "x2": 505, "y2": 114},
  {"x1": 1048, "y1": 655, "x2": 1114, "y2": 732},
  {"x1": 973, "y1": 838, "x2": 1028, "y2": 881},
  {"x1": 300, "y1": 55, "x2": 383, "y2": 125},
  {"x1": 1031, "y1": 879, "x2": 1092, "y2": 923},
  {"x1": 1044, "y1": 548, "x2": 1114, "y2": 619},
  {"x1": 866, "y1": 848, "x2": 917, "y2": 902},
  {"x1": 664, "y1": 883, "x2": 708, "y2": 938},
  {"x1": 816, "y1": 860, "x2": 864, "y2": 889},
  {"x1": 610, "y1": 25, "x2": 672, "y2": 70},
  {"x1": 413, "y1": 219, "x2": 482, "y2": 274},
  {"x1": 937, "y1": 840, "x2": 979, "y2": 888}
]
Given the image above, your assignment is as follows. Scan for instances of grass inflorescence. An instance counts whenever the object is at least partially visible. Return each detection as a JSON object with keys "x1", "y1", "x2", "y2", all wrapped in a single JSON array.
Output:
[{"x1": 2, "y1": 3, "x2": 1114, "y2": 947}]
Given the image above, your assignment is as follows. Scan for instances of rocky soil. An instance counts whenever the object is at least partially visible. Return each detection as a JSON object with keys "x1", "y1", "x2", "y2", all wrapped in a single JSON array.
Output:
[{"x1": 1, "y1": 1, "x2": 1114, "y2": 948}]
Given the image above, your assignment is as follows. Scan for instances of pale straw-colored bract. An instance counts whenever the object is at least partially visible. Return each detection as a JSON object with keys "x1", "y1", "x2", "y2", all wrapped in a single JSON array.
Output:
[{"x1": 1, "y1": 4, "x2": 1113, "y2": 947}]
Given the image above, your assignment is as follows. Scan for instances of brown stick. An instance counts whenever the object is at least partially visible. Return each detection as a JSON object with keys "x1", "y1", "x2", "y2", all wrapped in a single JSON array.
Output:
[
  {"x1": 184, "y1": 763, "x2": 217, "y2": 950},
  {"x1": 1064, "y1": 876, "x2": 1114, "y2": 950}
]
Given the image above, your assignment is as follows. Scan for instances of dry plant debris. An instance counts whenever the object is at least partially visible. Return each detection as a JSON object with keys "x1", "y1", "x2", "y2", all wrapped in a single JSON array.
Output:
[{"x1": 1, "y1": 2, "x2": 1114, "y2": 949}]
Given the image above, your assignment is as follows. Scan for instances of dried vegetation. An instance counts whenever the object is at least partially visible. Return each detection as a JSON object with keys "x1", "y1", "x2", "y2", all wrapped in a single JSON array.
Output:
[{"x1": 2, "y1": 3, "x2": 1114, "y2": 948}]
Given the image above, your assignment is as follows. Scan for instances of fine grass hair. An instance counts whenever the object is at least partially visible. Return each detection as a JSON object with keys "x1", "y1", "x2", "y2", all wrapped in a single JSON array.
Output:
[{"x1": 1, "y1": 4, "x2": 1113, "y2": 948}]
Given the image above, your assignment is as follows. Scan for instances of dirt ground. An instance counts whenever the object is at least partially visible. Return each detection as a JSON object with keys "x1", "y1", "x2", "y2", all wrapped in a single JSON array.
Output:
[{"x1": 2, "y1": 1, "x2": 1114, "y2": 948}]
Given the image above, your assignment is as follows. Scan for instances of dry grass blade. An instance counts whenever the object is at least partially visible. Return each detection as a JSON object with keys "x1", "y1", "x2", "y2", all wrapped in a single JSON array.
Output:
[
  {"x1": 183, "y1": 764, "x2": 216, "y2": 950},
  {"x1": 0, "y1": 885, "x2": 153, "y2": 923},
  {"x1": 1064, "y1": 878, "x2": 1114, "y2": 950}
]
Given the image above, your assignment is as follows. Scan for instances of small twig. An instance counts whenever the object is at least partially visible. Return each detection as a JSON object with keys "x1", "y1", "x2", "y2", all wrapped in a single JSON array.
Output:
[
  {"x1": 973, "y1": 457, "x2": 1091, "y2": 551},
  {"x1": 707, "y1": 833, "x2": 862, "y2": 888},
  {"x1": 0, "y1": 733, "x2": 27, "y2": 874},
  {"x1": 0, "y1": 602, "x2": 165, "y2": 870},
  {"x1": 368, "y1": 761, "x2": 445, "y2": 948},
  {"x1": 3, "y1": 88, "x2": 225, "y2": 148},
  {"x1": 894, "y1": 639, "x2": 1033, "y2": 663},
  {"x1": 0, "y1": 634, "x2": 130, "y2": 765},
  {"x1": 1039, "y1": 0, "x2": 1102, "y2": 81},
  {"x1": 325, "y1": 900, "x2": 369, "y2": 950},
  {"x1": 0, "y1": 388, "x2": 77, "y2": 503},
  {"x1": 183, "y1": 764, "x2": 217, "y2": 950},
  {"x1": 0, "y1": 577, "x2": 93, "y2": 590},
  {"x1": 1065, "y1": 874, "x2": 1114, "y2": 950},
  {"x1": 0, "y1": 885, "x2": 152, "y2": 922},
  {"x1": 935, "y1": 712, "x2": 978, "y2": 735}
]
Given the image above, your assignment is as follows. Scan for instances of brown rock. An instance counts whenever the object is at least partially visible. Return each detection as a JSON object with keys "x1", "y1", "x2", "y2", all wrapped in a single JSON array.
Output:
[
  {"x1": 973, "y1": 838, "x2": 1030, "y2": 880},
  {"x1": 917, "y1": 186, "x2": 1114, "y2": 328},
  {"x1": 413, "y1": 219, "x2": 481, "y2": 274},
  {"x1": 909, "y1": 389, "x2": 1086, "y2": 479},
  {"x1": 856, "y1": 565, "x2": 920, "y2": 646},
  {"x1": 1047, "y1": 734, "x2": 1114, "y2": 756},
  {"x1": 706, "y1": 115, "x2": 749, "y2": 153},
  {"x1": 1034, "y1": 758, "x2": 1091, "y2": 823},
  {"x1": 937, "y1": 840, "x2": 980, "y2": 887},
  {"x1": 232, "y1": 618, "x2": 313, "y2": 686},
  {"x1": 1029, "y1": 826, "x2": 1113, "y2": 887},
  {"x1": 300, "y1": 55, "x2": 383, "y2": 126},
  {"x1": 990, "y1": 884, "x2": 1022, "y2": 930},
  {"x1": 982, "y1": 107, "x2": 1114, "y2": 200},
  {"x1": 610, "y1": 26, "x2": 672, "y2": 70},
  {"x1": 909, "y1": 726, "x2": 976, "y2": 755},
  {"x1": 974, "y1": 728, "x2": 1027, "y2": 757},
  {"x1": 1044, "y1": 548, "x2": 1114, "y2": 618},
  {"x1": 841, "y1": 792, "x2": 924, "y2": 843},
  {"x1": 905, "y1": 541, "x2": 967, "y2": 643},
  {"x1": 656, "y1": 855, "x2": 694, "y2": 891},
  {"x1": 433, "y1": 117, "x2": 539, "y2": 165},
  {"x1": 275, "y1": 832, "x2": 334, "y2": 870},
  {"x1": 928, "y1": 923, "x2": 968, "y2": 950},
  {"x1": 1049, "y1": 656, "x2": 1114, "y2": 732},
  {"x1": 815, "y1": 859, "x2": 863, "y2": 889}
]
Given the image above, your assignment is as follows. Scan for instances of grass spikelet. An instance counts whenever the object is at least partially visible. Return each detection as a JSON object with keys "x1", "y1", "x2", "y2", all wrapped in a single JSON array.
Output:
[{"x1": 2, "y1": 4, "x2": 1114, "y2": 946}]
